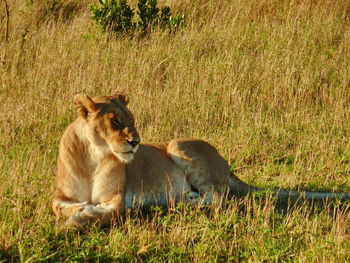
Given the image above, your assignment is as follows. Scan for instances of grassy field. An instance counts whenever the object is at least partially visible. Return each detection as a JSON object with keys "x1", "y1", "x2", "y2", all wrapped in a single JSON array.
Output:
[{"x1": 1, "y1": 0, "x2": 350, "y2": 261}]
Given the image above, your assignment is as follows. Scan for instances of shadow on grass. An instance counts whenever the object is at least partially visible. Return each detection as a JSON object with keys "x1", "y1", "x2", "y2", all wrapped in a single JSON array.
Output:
[
  {"x1": 1, "y1": 194, "x2": 347, "y2": 262},
  {"x1": 116, "y1": 191, "x2": 350, "y2": 229},
  {"x1": 0, "y1": 247, "x2": 20, "y2": 263}
]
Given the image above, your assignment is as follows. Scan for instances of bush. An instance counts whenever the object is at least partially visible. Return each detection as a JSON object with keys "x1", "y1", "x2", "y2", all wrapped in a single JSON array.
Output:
[
  {"x1": 91, "y1": 0, "x2": 185, "y2": 35},
  {"x1": 91, "y1": 0, "x2": 134, "y2": 33}
]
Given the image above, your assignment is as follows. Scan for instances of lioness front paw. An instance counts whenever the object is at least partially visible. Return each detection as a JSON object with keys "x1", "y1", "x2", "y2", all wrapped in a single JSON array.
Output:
[
  {"x1": 61, "y1": 201, "x2": 88, "y2": 216},
  {"x1": 82, "y1": 204, "x2": 105, "y2": 216},
  {"x1": 65, "y1": 206, "x2": 102, "y2": 228},
  {"x1": 65, "y1": 215, "x2": 85, "y2": 228}
]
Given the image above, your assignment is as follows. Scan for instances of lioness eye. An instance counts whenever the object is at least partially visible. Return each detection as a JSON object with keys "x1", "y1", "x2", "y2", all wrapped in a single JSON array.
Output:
[{"x1": 112, "y1": 119, "x2": 122, "y2": 127}]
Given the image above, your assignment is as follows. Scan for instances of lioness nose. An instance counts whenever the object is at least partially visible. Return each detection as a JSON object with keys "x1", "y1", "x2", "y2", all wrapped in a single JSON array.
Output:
[{"x1": 126, "y1": 139, "x2": 140, "y2": 148}]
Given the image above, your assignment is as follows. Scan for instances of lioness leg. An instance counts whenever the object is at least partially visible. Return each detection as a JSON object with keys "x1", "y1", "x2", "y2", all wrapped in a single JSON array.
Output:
[
  {"x1": 52, "y1": 192, "x2": 102, "y2": 227},
  {"x1": 61, "y1": 194, "x2": 124, "y2": 227},
  {"x1": 52, "y1": 187, "x2": 90, "y2": 217},
  {"x1": 53, "y1": 199, "x2": 89, "y2": 218},
  {"x1": 88, "y1": 157, "x2": 126, "y2": 226},
  {"x1": 167, "y1": 139, "x2": 223, "y2": 204},
  {"x1": 53, "y1": 156, "x2": 126, "y2": 227},
  {"x1": 53, "y1": 195, "x2": 124, "y2": 227}
]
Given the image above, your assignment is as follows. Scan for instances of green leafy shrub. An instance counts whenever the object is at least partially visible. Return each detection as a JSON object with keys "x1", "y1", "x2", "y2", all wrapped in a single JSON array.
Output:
[
  {"x1": 91, "y1": 0, "x2": 134, "y2": 33},
  {"x1": 168, "y1": 13, "x2": 185, "y2": 32},
  {"x1": 91, "y1": 0, "x2": 185, "y2": 35}
]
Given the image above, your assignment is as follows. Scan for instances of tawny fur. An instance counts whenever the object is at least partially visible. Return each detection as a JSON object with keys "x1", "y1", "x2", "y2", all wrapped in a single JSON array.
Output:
[{"x1": 53, "y1": 94, "x2": 350, "y2": 227}]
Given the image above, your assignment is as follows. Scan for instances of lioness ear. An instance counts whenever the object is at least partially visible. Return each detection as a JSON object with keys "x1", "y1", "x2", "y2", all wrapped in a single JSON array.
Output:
[
  {"x1": 74, "y1": 94, "x2": 97, "y2": 118},
  {"x1": 113, "y1": 93, "x2": 129, "y2": 105}
]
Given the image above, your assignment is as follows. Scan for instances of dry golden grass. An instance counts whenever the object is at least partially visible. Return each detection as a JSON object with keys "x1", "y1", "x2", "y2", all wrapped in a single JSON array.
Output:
[{"x1": 1, "y1": 0, "x2": 350, "y2": 261}]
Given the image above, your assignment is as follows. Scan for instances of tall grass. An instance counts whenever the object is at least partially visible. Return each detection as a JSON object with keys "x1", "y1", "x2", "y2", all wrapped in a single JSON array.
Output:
[{"x1": 1, "y1": 0, "x2": 350, "y2": 261}]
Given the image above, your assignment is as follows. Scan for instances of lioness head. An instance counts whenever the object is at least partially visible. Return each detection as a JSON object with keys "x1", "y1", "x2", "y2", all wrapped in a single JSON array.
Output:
[{"x1": 74, "y1": 93, "x2": 140, "y2": 163}]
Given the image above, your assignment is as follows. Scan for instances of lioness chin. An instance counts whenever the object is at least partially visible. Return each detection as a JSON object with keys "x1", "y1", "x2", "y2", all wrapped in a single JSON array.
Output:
[{"x1": 53, "y1": 94, "x2": 350, "y2": 227}]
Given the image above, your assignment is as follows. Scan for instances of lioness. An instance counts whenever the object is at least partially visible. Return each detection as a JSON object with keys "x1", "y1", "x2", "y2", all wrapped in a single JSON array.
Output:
[{"x1": 53, "y1": 94, "x2": 350, "y2": 227}]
